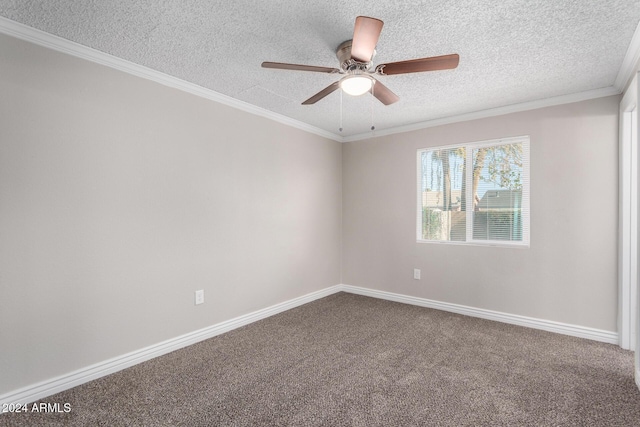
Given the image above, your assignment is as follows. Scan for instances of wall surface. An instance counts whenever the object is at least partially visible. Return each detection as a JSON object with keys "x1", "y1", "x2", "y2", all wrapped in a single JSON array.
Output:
[
  {"x1": 342, "y1": 95, "x2": 620, "y2": 332},
  {"x1": 0, "y1": 26, "x2": 624, "y2": 398},
  {"x1": 0, "y1": 33, "x2": 342, "y2": 394}
]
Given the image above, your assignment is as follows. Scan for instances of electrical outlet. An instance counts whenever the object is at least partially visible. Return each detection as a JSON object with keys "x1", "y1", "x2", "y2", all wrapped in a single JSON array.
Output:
[
  {"x1": 414, "y1": 269, "x2": 421, "y2": 280},
  {"x1": 195, "y1": 289, "x2": 204, "y2": 305}
]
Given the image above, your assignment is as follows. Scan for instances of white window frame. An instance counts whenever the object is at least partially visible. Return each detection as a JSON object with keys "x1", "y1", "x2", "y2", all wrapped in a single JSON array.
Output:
[{"x1": 416, "y1": 136, "x2": 530, "y2": 247}]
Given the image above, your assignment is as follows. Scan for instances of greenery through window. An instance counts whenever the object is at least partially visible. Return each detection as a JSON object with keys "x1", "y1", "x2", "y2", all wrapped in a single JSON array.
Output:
[{"x1": 417, "y1": 137, "x2": 530, "y2": 246}]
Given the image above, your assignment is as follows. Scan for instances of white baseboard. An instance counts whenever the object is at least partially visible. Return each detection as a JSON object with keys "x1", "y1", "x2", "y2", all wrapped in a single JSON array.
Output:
[
  {"x1": 339, "y1": 284, "x2": 619, "y2": 345},
  {"x1": 0, "y1": 285, "x2": 342, "y2": 406},
  {"x1": 1, "y1": 283, "x2": 620, "y2": 406}
]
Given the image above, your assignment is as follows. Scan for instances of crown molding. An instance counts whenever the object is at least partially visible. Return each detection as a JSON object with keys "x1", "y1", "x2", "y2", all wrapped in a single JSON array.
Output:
[
  {"x1": 342, "y1": 85, "x2": 621, "y2": 142},
  {"x1": 614, "y1": 18, "x2": 640, "y2": 92},
  {"x1": 0, "y1": 16, "x2": 341, "y2": 142},
  {"x1": 1, "y1": 15, "x2": 638, "y2": 144},
  {"x1": 345, "y1": 17, "x2": 640, "y2": 143}
]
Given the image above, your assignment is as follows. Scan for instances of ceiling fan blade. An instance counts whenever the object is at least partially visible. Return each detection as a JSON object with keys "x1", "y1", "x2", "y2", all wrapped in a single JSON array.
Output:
[
  {"x1": 371, "y1": 78, "x2": 399, "y2": 105},
  {"x1": 262, "y1": 62, "x2": 340, "y2": 74},
  {"x1": 376, "y1": 54, "x2": 459, "y2": 75},
  {"x1": 351, "y1": 16, "x2": 384, "y2": 62},
  {"x1": 302, "y1": 81, "x2": 341, "y2": 105}
]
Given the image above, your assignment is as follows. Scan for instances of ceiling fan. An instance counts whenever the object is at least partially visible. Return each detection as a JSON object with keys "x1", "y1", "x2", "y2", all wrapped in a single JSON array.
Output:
[{"x1": 261, "y1": 16, "x2": 459, "y2": 106}]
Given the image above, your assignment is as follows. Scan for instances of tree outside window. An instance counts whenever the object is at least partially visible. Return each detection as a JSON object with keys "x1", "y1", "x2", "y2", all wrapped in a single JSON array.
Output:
[{"x1": 418, "y1": 137, "x2": 529, "y2": 246}]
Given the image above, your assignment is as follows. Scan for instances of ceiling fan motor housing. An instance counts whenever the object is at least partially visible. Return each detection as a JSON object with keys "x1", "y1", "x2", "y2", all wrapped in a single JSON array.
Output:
[{"x1": 336, "y1": 40, "x2": 375, "y2": 73}]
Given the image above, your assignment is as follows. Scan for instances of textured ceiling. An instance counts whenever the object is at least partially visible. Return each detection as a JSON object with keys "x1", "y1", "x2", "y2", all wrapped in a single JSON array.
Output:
[{"x1": 1, "y1": 1, "x2": 640, "y2": 139}]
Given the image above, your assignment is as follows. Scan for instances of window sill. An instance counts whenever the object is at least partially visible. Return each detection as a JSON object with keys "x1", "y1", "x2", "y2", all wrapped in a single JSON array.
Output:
[{"x1": 416, "y1": 239, "x2": 529, "y2": 248}]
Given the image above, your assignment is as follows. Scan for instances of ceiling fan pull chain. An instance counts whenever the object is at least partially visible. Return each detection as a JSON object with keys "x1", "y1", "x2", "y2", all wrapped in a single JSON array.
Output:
[
  {"x1": 370, "y1": 81, "x2": 375, "y2": 131},
  {"x1": 339, "y1": 89, "x2": 343, "y2": 132}
]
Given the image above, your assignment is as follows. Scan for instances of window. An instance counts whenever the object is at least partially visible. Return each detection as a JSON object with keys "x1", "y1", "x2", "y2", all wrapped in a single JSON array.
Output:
[{"x1": 417, "y1": 136, "x2": 530, "y2": 246}]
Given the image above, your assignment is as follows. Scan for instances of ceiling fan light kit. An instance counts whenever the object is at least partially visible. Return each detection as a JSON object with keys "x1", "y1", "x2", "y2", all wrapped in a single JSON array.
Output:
[
  {"x1": 340, "y1": 75, "x2": 373, "y2": 96},
  {"x1": 262, "y1": 16, "x2": 459, "y2": 106}
]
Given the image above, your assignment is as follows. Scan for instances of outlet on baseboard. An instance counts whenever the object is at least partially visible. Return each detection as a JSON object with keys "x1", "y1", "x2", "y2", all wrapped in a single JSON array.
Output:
[
  {"x1": 195, "y1": 289, "x2": 204, "y2": 305},
  {"x1": 413, "y1": 269, "x2": 421, "y2": 280}
]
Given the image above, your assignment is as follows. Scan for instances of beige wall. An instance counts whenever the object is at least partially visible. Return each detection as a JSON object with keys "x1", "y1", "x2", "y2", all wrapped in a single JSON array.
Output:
[
  {"x1": 0, "y1": 29, "x2": 623, "y2": 397},
  {"x1": 343, "y1": 95, "x2": 620, "y2": 332},
  {"x1": 0, "y1": 34, "x2": 342, "y2": 394}
]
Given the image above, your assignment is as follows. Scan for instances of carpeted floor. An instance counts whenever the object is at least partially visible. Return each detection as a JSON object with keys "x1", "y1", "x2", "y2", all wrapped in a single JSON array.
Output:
[{"x1": 3, "y1": 292, "x2": 640, "y2": 426}]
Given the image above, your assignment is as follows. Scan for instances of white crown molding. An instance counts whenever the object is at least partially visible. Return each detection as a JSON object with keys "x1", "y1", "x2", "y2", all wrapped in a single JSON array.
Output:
[
  {"x1": 340, "y1": 284, "x2": 619, "y2": 344},
  {"x1": 346, "y1": 19, "x2": 640, "y2": 143},
  {"x1": 614, "y1": 18, "x2": 640, "y2": 91},
  {"x1": 342, "y1": 86, "x2": 621, "y2": 142},
  {"x1": 0, "y1": 16, "x2": 341, "y2": 143},
  {"x1": 0, "y1": 285, "x2": 343, "y2": 406},
  {"x1": 1, "y1": 16, "x2": 634, "y2": 145},
  {"x1": 2, "y1": 15, "x2": 638, "y2": 144}
]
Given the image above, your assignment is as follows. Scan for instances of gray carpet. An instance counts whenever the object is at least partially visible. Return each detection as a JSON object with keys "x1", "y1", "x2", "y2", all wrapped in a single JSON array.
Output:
[{"x1": 3, "y1": 292, "x2": 640, "y2": 426}]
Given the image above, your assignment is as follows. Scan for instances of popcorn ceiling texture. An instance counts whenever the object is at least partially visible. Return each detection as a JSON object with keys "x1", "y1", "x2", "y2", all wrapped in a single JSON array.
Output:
[{"x1": 1, "y1": 1, "x2": 639, "y2": 137}]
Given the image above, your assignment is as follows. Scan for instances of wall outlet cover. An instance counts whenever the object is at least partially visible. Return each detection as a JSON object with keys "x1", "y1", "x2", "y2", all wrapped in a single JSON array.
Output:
[{"x1": 195, "y1": 289, "x2": 205, "y2": 305}]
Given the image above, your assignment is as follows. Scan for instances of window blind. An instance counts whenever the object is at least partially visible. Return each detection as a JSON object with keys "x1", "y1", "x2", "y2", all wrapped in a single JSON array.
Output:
[{"x1": 417, "y1": 136, "x2": 530, "y2": 246}]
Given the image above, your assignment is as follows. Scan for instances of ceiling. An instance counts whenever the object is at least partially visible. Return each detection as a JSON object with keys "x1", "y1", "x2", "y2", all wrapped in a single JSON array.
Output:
[{"x1": 1, "y1": 1, "x2": 640, "y2": 140}]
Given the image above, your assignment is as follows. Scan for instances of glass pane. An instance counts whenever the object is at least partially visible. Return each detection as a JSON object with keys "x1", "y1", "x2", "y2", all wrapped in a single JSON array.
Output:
[
  {"x1": 420, "y1": 147, "x2": 466, "y2": 241},
  {"x1": 472, "y1": 143, "x2": 523, "y2": 241}
]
